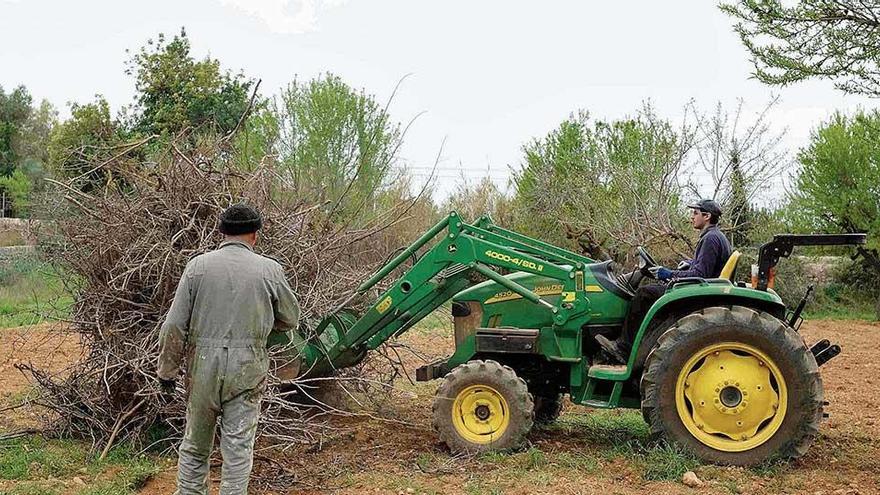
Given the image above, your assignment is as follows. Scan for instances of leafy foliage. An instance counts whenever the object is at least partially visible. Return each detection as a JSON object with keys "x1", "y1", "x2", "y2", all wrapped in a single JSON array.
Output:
[
  {"x1": 0, "y1": 85, "x2": 57, "y2": 215},
  {"x1": 721, "y1": 1, "x2": 880, "y2": 96},
  {"x1": 791, "y1": 110, "x2": 880, "y2": 316},
  {"x1": 442, "y1": 176, "x2": 512, "y2": 225},
  {"x1": 274, "y1": 74, "x2": 402, "y2": 221},
  {"x1": 47, "y1": 29, "x2": 255, "y2": 193},
  {"x1": 47, "y1": 97, "x2": 127, "y2": 191},
  {"x1": 513, "y1": 106, "x2": 692, "y2": 263},
  {"x1": 0, "y1": 85, "x2": 32, "y2": 177},
  {"x1": 0, "y1": 169, "x2": 32, "y2": 215},
  {"x1": 125, "y1": 28, "x2": 253, "y2": 137},
  {"x1": 792, "y1": 111, "x2": 880, "y2": 244}
]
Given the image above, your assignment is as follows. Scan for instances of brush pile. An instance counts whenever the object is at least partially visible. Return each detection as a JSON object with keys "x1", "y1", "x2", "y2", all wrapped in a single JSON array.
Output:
[{"x1": 19, "y1": 136, "x2": 420, "y2": 455}]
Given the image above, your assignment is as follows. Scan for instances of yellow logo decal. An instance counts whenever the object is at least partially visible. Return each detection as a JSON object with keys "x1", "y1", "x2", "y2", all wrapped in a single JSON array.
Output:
[
  {"x1": 485, "y1": 284, "x2": 563, "y2": 304},
  {"x1": 562, "y1": 291, "x2": 576, "y2": 302},
  {"x1": 585, "y1": 284, "x2": 604, "y2": 293},
  {"x1": 484, "y1": 250, "x2": 545, "y2": 272},
  {"x1": 376, "y1": 296, "x2": 393, "y2": 314}
]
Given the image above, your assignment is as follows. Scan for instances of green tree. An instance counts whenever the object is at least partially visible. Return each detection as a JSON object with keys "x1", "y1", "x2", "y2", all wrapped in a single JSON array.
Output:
[
  {"x1": 0, "y1": 86, "x2": 58, "y2": 216},
  {"x1": 274, "y1": 74, "x2": 402, "y2": 221},
  {"x1": 513, "y1": 106, "x2": 692, "y2": 263},
  {"x1": 791, "y1": 110, "x2": 880, "y2": 316},
  {"x1": 0, "y1": 169, "x2": 32, "y2": 216},
  {"x1": 48, "y1": 29, "x2": 253, "y2": 190},
  {"x1": 721, "y1": 1, "x2": 880, "y2": 96},
  {"x1": 125, "y1": 28, "x2": 253, "y2": 137},
  {"x1": 231, "y1": 98, "x2": 279, "y2": 172},
  {"x1": 443, "y1": 176, "x2": 513, "y2": 226},
  {"x1": 726, "y1": 151, "x2": 755, "y2": 246},
  {"x1": 48, "y1": 97, "x2": 126, "y2": 191},
  {"x1": 0, "y1": 85, "x2": 33, "y2": 177}
]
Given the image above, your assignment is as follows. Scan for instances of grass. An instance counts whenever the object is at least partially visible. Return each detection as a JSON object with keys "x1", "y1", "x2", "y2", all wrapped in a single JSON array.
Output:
[
  {"x1": 801, "y1": 282, "x2": 878, "y2": 320},
  {"x1": 409, "y1": 311, "x2": 454, "y2": 338},
  {"x1": 457, "y1": 411, "x2": 699, "y2": 485},
  {"x1": 0, "y1": 435, "x2": 161, "y2": 495},
  {"x1": 804, "y1": 304, "x2": 878, "y2": 321},
  {"x1": 637, "y1": 443, "x2": 700, "y2": 481},
  {"x1": 0, "y1": 255, "x2": 72, "y2": 328},
  {"x1": 541, "y1": 410, "x2": 700, "y2": 481},
  {"x1": 0, "y1": 230, "x2": 26, "y2": 247},
  {"x1": 548, "y1": 409, "x2": 650, "y2": 446}
]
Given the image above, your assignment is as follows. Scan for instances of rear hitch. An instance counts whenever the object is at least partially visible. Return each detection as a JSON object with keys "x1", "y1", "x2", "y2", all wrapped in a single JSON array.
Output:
[{"x1": 810, "y1": 339, "x2": 841, "y2": 367}]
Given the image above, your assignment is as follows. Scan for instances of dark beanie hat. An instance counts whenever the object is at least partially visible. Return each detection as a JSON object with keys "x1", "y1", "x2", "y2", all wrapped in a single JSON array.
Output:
[{"x1": 219, "y1": 203, "x2": 263, "y2": 235}]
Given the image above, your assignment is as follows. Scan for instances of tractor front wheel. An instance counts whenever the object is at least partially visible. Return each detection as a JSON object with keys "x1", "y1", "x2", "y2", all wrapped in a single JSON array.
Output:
[
  {"x1": 640, "y1": 306, "x2": 823, "y2": 466},
  {"x1": 432, "y1": 360, "x2": 534, "y2": 453}
]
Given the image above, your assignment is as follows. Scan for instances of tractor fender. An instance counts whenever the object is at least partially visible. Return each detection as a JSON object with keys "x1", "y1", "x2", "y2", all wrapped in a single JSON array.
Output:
[{"x1": 626, "y1": 281, "x2": 786, "y2": 378}]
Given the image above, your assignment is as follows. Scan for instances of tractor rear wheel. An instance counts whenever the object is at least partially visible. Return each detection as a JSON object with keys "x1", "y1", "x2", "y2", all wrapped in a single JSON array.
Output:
[
  {"x1": 640, "y1": 306, "x2": 823, "y2": 466},
  {"x1": 433, "y1": 360, "x2": 534, "y2": 453}
]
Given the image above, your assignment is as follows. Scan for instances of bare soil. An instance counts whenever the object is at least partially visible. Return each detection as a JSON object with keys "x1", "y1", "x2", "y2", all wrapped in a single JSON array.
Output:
[
  {"x1": 0, "y1": 323, "x2": 81, "y2": 431},
  {"x1": 3, "y1": 319, "x2": 879, "y2": 494}
]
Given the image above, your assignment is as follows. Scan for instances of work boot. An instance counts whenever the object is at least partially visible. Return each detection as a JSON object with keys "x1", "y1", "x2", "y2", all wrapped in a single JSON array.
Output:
[{"x1": 595, "y1": 335, "x2": 628, "y2": 364}]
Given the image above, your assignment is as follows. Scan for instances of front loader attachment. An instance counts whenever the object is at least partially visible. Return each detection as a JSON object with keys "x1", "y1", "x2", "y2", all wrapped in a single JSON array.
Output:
[{"x1": 276, "y1": 212, "x2": 597, "y2": 379}]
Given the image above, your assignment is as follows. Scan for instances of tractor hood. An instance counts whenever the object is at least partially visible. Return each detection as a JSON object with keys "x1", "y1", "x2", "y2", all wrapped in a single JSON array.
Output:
[{"x1": 453, "y1": 263, "x2": 632, "y2": 326}]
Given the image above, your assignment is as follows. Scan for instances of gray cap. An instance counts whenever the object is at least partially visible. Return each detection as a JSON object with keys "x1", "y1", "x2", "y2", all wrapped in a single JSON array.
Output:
[{"x1": 687, "y1": 199, "x2": 722, "y2": 218}]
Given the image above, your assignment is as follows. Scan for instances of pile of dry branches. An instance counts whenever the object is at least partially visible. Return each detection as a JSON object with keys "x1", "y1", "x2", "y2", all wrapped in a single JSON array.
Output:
[{"x1": 20, "y1": 136, "x2": 418, "y2": 456}]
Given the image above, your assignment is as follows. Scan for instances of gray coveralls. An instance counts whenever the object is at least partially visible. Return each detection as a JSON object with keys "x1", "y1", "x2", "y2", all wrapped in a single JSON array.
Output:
[{"x1": 158, "y1": 240, "x2": 300, "y2": 495}]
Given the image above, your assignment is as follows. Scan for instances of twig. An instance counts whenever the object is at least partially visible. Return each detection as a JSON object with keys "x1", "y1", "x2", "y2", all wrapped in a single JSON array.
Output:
[{"x1": 99, "y1": 398, "x2": 146, "y2": 460}]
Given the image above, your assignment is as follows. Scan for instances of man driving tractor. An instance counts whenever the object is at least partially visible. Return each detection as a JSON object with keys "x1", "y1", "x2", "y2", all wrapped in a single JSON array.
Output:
[{"x1": 596, "y1": 199, "x2": 731, "y2": 363}]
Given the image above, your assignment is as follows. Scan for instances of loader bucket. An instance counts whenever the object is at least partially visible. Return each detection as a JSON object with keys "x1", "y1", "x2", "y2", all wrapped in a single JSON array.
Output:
[{"x1": 268, "y1": 310, "x2": 364, "y2": 379}]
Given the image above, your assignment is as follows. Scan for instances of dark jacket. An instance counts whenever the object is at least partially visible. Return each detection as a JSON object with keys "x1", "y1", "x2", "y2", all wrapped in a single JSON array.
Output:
[{"x1": 669, "y1": 225, "x2": 732, "y2": 279}]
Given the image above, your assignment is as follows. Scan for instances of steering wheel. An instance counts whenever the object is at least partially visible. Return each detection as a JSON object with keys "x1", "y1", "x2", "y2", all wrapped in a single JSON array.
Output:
[
  {"x1": 620, "y1": 246, "x2": 659, "y2": 291},
  {"x1": 637, "y1": 246, "x2": 658, "y2": 275}
]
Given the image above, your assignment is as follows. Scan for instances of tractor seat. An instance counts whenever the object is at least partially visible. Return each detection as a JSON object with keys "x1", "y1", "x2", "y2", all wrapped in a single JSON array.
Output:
[{"x1": 719, "y1": 250, "x2": 741, "y2": 281}]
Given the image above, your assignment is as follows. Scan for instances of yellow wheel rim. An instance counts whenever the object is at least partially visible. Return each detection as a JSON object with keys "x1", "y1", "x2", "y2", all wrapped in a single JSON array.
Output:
[
  {"x1": 451, "y1": 384, "x2": 510, "y2": 444},
  {"x1": 675, "y1": 342, "x2": 787, "y2": 452}
]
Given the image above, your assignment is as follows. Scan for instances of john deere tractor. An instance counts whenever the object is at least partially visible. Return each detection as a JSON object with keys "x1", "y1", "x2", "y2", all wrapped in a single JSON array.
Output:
[{"x1": 276, "y1": 212, "x2": 864, "y2": 466}]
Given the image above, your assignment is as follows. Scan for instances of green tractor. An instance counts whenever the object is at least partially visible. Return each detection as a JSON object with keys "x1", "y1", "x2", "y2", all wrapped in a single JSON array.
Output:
[{"x1": 278, "y1": 212, "x2": 864, "y2": 466}]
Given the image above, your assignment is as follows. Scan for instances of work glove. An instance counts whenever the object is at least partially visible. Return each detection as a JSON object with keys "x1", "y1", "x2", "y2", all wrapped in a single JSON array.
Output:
[{"x1": 649, "y1": 266, "x2": 674, "y2": 281}]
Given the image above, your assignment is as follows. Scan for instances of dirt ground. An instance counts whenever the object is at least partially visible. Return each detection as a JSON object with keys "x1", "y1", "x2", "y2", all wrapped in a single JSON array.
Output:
[
  {"x1": 0, "y1": 323, "x2": 82, "y2": 431},
  {"x1": 2, "y1": 319, "x2": 879, "y2": 494}
]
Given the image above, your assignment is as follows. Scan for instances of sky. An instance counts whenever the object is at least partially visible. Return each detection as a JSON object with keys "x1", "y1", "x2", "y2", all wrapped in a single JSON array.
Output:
[{"x1": 1, "y1": 0, "x2": 875, "y2": 201}]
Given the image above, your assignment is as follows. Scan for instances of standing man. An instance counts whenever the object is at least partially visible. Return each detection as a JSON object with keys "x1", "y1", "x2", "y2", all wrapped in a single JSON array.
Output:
[
  {"x1": 596, "y1": 199, "x2": 731, "y2": 363},
  {"x1": 158, "y1": 203, "x2": 300, "y2": 495}
]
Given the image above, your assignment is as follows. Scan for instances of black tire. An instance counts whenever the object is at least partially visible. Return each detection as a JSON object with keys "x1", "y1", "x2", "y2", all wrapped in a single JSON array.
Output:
[
  {"x1": 533, "y1": 394, "x2": 564, "y2": 424},
  {"x1": 432, "y1": 360, "x2": 534, "y2": 453},
  {"x1": 640, "y1": 306, "x2": 823, "y2": 466}
]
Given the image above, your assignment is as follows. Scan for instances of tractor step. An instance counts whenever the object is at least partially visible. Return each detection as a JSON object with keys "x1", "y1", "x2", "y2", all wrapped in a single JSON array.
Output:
[
  {"x1": 577, "y1": 378, "x2": 624, "y2": 408},
  {"x1": 587, "y1": 364, "x2": 628, "y2": 380}
]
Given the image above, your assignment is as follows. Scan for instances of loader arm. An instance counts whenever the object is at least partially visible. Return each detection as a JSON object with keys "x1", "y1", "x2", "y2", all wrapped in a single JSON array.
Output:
[{"x1": 298, "y1": 212, "x2": 595, "y2": 377}]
